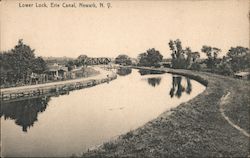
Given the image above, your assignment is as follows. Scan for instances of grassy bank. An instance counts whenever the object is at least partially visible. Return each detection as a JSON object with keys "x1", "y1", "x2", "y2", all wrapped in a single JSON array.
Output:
[{"x1": 81, "y1": 68, "x2": 250, "y2": 157}]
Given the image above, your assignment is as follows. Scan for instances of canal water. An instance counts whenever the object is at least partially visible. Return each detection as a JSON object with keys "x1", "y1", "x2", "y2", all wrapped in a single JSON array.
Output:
[{"x1": 1, "y1": 68, "x2": 205, "y2": 157}]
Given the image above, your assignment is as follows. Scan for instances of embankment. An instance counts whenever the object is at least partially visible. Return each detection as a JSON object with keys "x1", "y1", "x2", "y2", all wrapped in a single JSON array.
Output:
[
  {"x1": 0, "y1": 67, "x2": 117, "y2": 101},
  {"x1": 82, "y1": 67, "x2": 250, "y2": 157}
]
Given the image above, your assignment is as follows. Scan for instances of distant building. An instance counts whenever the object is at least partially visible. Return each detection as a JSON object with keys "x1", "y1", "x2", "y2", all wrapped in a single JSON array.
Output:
[
  {"x1": 70, "y1": 66, "x2": 86, "y2": 79},
  {"x1": 30, "y1": 73, "x2": 47, "y2": 84},
  {"x1": 159, "y1": 61, "x2": 172, "y2": 68},
  {"x1": 47, "y1": 63, "x2": 68, "y2": 80},
  {"x1": 234, "y1": 71, "x2": 250, "y2": 80}
]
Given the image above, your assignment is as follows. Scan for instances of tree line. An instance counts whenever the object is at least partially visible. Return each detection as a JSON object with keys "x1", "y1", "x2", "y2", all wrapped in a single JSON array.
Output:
[
  {"x1": 115, "y1": 39, "x2": 250, "y2": 77},
  {"x1": 0, "y1": 39, "x2": 47, "y2": 87},
  {"x1": 1, "y1": 38, "x2": 249, "y2": 87},
  {"x1": 168, "y1": 39, "x2": 250, "y2": 76}
]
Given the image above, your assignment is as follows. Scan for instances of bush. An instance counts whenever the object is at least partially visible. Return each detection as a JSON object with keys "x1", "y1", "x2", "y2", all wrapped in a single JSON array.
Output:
[
  {"x1": 190, "y1": 63, "x2": 201, "y2": 71},
  {"x1": 138, "y1": 48, "x2": 163, "y2": 67},
  {"x1": 215, "y1": 62, "x2": 233, "y2": 76},
  {"x1": 103, "y1": 142, "x2": 117, "y2": 151},
  {"x1": 154, "y1": 63, "x2": 161, "y2": 68}
]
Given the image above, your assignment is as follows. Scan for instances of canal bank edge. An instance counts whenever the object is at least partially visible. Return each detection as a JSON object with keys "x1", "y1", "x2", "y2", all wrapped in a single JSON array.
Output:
[
  {"x1": 81, "y1": 67, "x2": 250, "y2": 157},
  {"x1": 0, "y1": 67, "x2": 117, "y2": 101}
]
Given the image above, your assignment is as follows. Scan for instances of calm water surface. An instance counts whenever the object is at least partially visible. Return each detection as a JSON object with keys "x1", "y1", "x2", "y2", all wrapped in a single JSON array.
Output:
[{"x1": 1, "y1": 68, "x2": 205, "y2": 157}]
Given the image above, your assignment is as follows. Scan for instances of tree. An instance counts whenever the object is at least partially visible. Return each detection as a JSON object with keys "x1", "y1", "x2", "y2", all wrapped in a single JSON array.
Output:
[
  {"x1": 31, "y1": 57, "x2": 48, "y2": 74},
  {"x1": 169, "y1": 39, "x2": 183, "y2": 60},
  {"x1": 184, "y1": 47, "x2": 200, "y2": 70},
  {"x1": 138, "y1": 53, "x2": 148, "y2": 66},
  {"x1": 226, "y1": 46, "x2": 250, "y2": 72},
  {"x1": 201, "y1": 45, "x2": 221, "y2": 70},
  {"x1": 169, "y1": 39, "x2": 194, "y2": 69},
  {"x1": 184, "y1": 47, "x2": 192, "y2": 68},
  {"x1": 216, "y1": 61, "x2": 233, "y2": 76},
  {"x1": 115, "y1": 54, "x2": 132, "y2": 65},
  {"x1": 191, "y1": 52, "x2": 200, "y2": 62},
  {"x1": 65, "y1": 60, "x2": 75, "y2": 71},
  {"x1": 0, "y1": 39, "x2": 48, "y2": 86},
  {"x1": 138, "y1": 48, "x2": 163, "y2": 67},
  {"x1": 11, "y1": 39, "x2": 36, "y2": 81},
  {"x1": 77, "y1": 54, "x2": 88, "y2": 65},
  {"x1": 0, "y1": 51, "x2": 16, "y2": 85}
]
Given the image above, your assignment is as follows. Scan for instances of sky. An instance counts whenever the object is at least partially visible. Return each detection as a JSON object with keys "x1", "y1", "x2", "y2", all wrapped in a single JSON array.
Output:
[{"x1": 1, "y1": 0, "x2": 249, "y2": 58}]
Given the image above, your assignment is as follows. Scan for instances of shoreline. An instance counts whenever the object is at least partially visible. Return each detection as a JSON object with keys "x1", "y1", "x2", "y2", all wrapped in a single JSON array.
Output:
[
  {"x1": 0, "y1": 67, "x2": 117, "y2": 101},
  {"x1": 82, "y1": 67, "x2": 250, "y2": 157}
]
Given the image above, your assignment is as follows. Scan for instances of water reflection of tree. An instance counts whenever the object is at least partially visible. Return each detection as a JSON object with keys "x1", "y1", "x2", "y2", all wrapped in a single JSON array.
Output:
[
  {"x1": 147, "y1": 77, "x2": 162, "y2": 87},
  {"x1": 186, "y1": 78, "x2": 192, "y2": 94},
  {"x1": 169, "y1": 76, "x2": 192, "y2": 98},
  {"x1": 0, "y1": 97, "x2": 50, "y2": 132},
  {"x1": 138, "y1": 69, "x2": 165, "y2": 76},
  {"x1": 117, "y1": 67, "x2": 132, "y2": 76}
]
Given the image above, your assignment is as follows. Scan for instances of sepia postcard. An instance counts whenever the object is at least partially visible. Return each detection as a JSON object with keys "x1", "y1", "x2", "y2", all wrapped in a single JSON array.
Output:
[{"x1": 0, "y1": 0, "x2": 249, "y2": 157}]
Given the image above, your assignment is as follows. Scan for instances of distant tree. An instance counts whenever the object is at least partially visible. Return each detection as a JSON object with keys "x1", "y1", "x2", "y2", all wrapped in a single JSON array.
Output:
[
  {"x1": 0, "y1": 39, "x2": 48, "y2": 86},
  {"x1": 189, "y1": 51, "x2": 201, "y2": 70},
  {"x1": 201, "y1": 45, "x2": 221, "y2": 70},
  {"x1": 0, "y1": 51, "x2": 15, "y2": 85},
  {"x1": 77, "y1": 54, "x2": 88, "y2": 65},
  {"x1": 190, "y1": 62, "x2": 201, "y2": 71},
  {"x1": 169, "y1": 39, "x2": 197, "y2": 69},
  {"x1": 216, "y1": 60, "x2": 233, "y2": 76},
  {"x1": 65, "y1": 55, "x2": 88, "y2": 70},
  {"x1": 115, "y1": 54, "x2": 132, "y2": 65},
  {"x1": 65, "y1": 60, "x2": 75, "y2": 71},
  {"x1": 184, "y1": 47, "x2": 192, "y2": 68},
  {"x1": 138, "y1": 48, "x2": 163, "y2": 67},
  {"x1": 138, "y1": 52, "x2": 148, "y2": 66},
  {"x1": 226, "y1": 46, "x2": 250, "y2": 72},
  {"x1": 191, "y1": 52, "x2": 200, "y2": 62},
  {"x1": 31, "y1": 57, "x2": 48, "y2": 74},
  {"x1": 11, "y1": 39, "x2": 36, "y2": 80},
  {"x1": 169, "y1": 39, "x2": 183, "y2": 60},
  {"x1": 169, "y1": 39, "x2": 185, "y2": 68}
]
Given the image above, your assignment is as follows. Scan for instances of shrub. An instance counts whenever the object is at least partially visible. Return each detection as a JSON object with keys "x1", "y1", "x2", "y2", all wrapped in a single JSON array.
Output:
[{"x1": 190, "y1": 63, "x2": 201, "y2": 71}]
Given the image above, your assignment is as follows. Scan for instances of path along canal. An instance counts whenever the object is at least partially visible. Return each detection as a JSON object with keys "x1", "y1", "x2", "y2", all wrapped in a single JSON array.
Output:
[{"x1": 1, "y1": 68, "x2": 205, "y2": 157}]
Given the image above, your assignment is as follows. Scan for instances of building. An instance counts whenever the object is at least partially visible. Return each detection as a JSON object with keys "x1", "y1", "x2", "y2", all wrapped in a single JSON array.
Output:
[
  {"x1": 70, "y1": 66, "x2": 86, "y2": 79},
  {"x1": 234, "y1": 71, "x2": 250, "y2": 80},
  {"x1": 160, "y1": 58, "x2": 172, "y2": 68},
  {"x1": 159, "y1": 61, "x2": 172, "y2": 68},
  {"x1": 47, "y1": 63, "x2": 68, "y2": 80}
]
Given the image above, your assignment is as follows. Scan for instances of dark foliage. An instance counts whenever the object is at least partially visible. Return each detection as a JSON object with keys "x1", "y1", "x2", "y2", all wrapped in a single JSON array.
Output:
[
  {"x1": 138, "y1": 48, "x2": 163, "y2": 67},
  {"x1": 115, "y1": 54, "x2": 132, "y2": 65},
  {"x1": 0, "y1": 39, "x2": 48, "y2": 86}
]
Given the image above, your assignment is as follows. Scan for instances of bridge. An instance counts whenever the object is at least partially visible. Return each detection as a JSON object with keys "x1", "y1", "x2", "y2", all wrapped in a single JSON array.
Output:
[{"x1": 84, "y1": 57, "x2": 112, "y2": 65}]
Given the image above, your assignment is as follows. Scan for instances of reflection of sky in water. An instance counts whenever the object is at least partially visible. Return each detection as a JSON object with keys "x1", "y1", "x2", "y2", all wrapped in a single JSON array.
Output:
[{"x1": 1, "y1": 69, "x2": 205, "y2": 157}]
